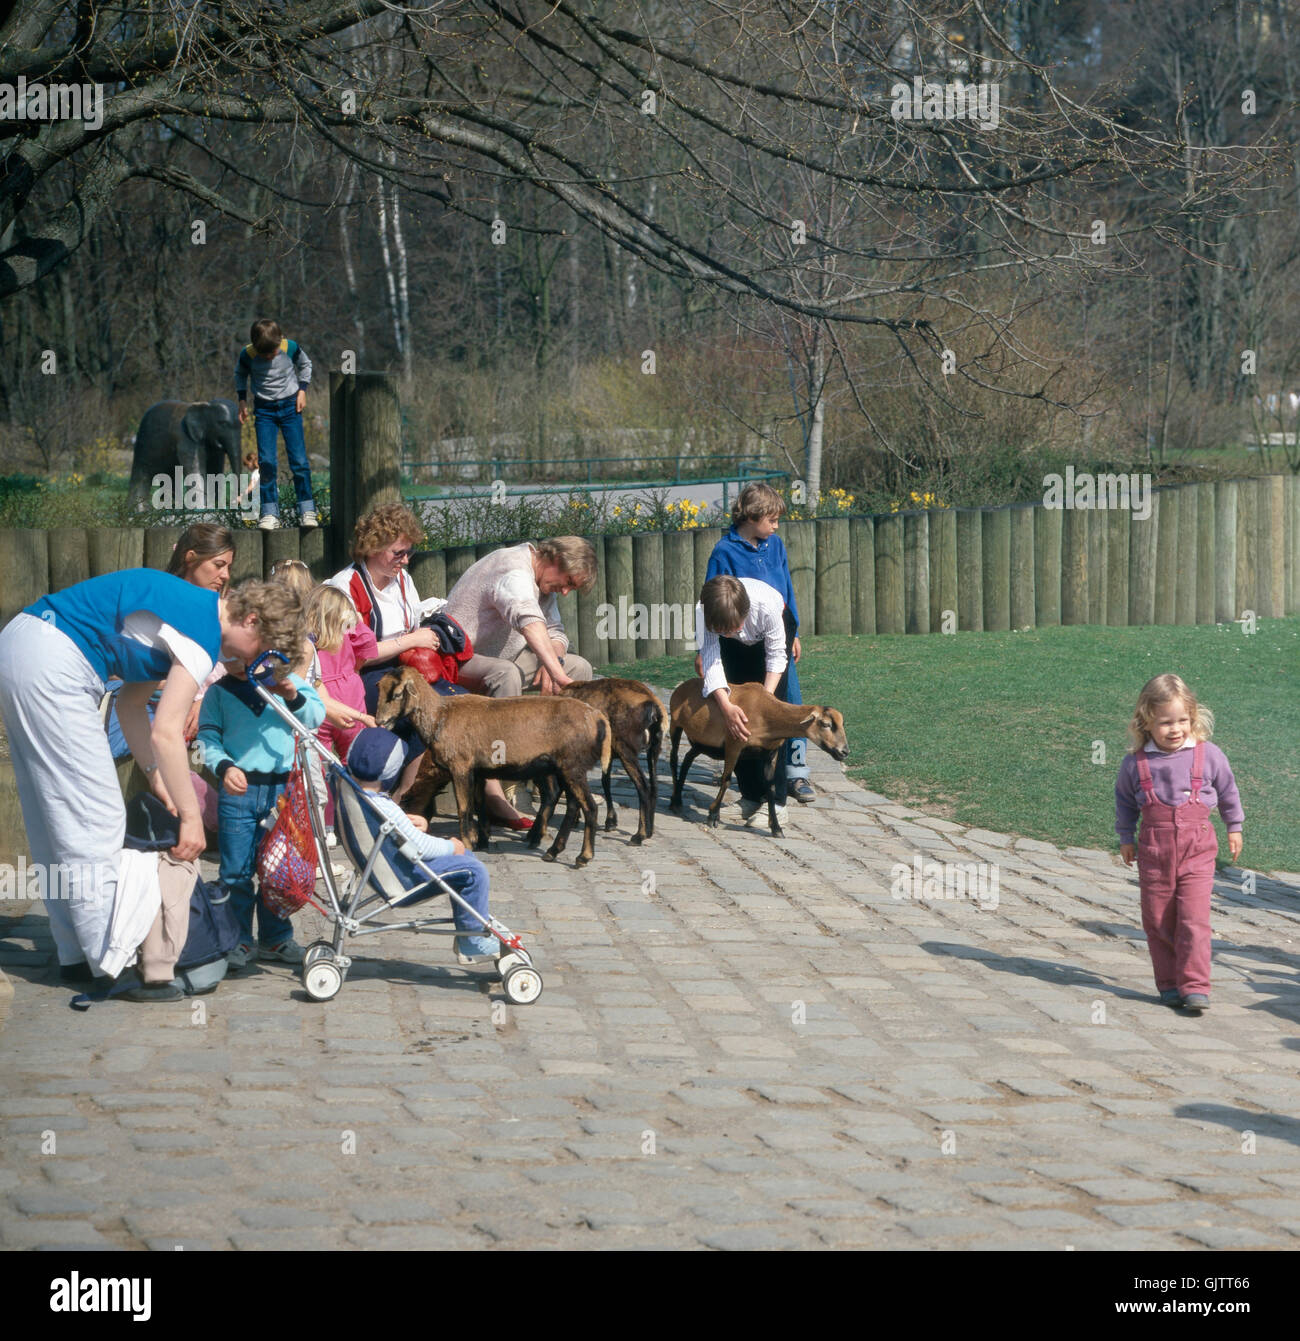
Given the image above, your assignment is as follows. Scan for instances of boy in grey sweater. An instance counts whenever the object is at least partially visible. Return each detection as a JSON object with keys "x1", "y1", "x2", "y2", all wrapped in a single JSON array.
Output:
[{"x1": 235, "y1": 317, "x2": 316, "y2": 531}]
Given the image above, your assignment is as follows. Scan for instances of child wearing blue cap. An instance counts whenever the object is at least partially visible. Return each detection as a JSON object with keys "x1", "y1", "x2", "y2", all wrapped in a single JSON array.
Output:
[{"x1": 347, "y1": 727, "x2": 498, "y2": 963}]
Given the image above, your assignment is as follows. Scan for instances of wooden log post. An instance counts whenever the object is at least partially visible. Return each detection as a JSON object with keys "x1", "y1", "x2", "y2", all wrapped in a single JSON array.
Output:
[
  {"x1": 692, "y1": 526, "x2": 722, "y2": 600},
  {"x1": 1195, "y1": 483, "x2": 1215, "y2": 624},
  {"x1": 604, "y1": 535, "x2": 637, "y2": 664},
  {"x1": 89, "y1": 528, "x2": 145, "y2": 578},
  {"x1": 1235, "y1": 479, "x2": 1257, "y2": 622},
  {"x1": 873, "y1": 514, "x2": 905, "y2": 634},
  {"x1": 1286, "y1": 475, "x2": 1297, "y2": 615},
  {"x1": 1105, "y1": 507, "x2": 1129, "y2": 626},
  {"x1": 784, "y1": 519, "x2": 816, "y2": 637},
  {"x1": 1009, "y1": 504, "x2": 1036, "y2": 630},
  {"x1": 955, "y1": 508, "x2": 983, "y2": 631},
  {"x1": 577, "y1": 564, "x2": 607, "y2": 668},
  {"x1": 474, "y1": 543, "x2": 496, "y2": 563},
  {"x1": 50, "y1": 527, "x2": 90, "y2": 592},
  {"x1": 1214, "y1": 482, "x2": 1237, "y2": 624},
  {"x1": 300, "y1": 525, "x2": 328, "y2": 581},
  {"x1": 443, "y1": 543, "x2": 478, "y2": 593},
  {"x1": 1034, "y1": 505, "x2": 1062, "y2": 628},
  {"x1": 1263, "y1": 475, "x2": 1285, "y2": 617},
  {"x1": 662, "y1": 530, "x2": 696, "y2": 657},
  {"x1": 632, "y1": 531, "x2": 666, "y2": 660},
  {"x1": 556, "y1": 590, "x2": 580, "y2": 658},
  {"x1": 1175, "y1": 484, "x2": 1198, "y2": 626},
  {"x1": 329, "y1": 372, "x2": 357, "y2": 570},
  {"x1": 263, "y1": 527, "x2": 301, "y2": 578},
  {"x1": 1087, "y1": 508, "x2": 1108, "y2": 625},
  {"x1": 851, "y1": 516, "x2": 876, "y2": 634},
  {"x1": 353, "y1": 372, "x2": 404, "y2": 522},
  {"x1": 409, "y1": 549, "x2": 447, "y2": 605},
  {"x1": 981, "y1": 507, "x2": 1011, "y2": 632},
  {"x1": 229, "y1": 528, "x2": 262, "y2": 585},
  {"x1": 816, "y1": 518, "x2": 853, "y2": 635},
  {"x1": 902, "y1": 512, "x2": 930, "y2": 635},
  {"x1": 143, "y1": 526, "x2": 183, "y2": 572},
  {"x1": 1128, "y1": 496, "x2": 1158, "y2": 627},
  {"x1": 1153, "y1": 490, "x2": 1179, "y2": 625},
  {"x1": 0, "y1": 530, "x2": 49, "y2": 625},
  {"x1": 1061, "y1": 509, "x2": 1089, "y2": 625},
  {"x1": 929, "y1": 508, "x2": 957, "y2": 633}
]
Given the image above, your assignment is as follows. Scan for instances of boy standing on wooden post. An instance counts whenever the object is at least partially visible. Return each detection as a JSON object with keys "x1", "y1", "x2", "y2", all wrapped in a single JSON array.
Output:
[
  {"x1": 235, "y1": 318, "x2": 317, "y2": 532},
  {"x1": 704, "y1": 482, "x2": 815, "y2": 802}
]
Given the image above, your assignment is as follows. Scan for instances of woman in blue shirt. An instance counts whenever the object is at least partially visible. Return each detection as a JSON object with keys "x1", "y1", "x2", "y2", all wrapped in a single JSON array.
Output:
[{"x1": 0, "y1": 571, "x2": 302, "y2": 981}]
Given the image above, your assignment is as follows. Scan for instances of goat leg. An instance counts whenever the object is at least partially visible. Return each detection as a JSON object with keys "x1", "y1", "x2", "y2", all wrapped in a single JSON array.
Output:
[
  {"x1": 671, "y1": 741, "x2": 700, "y2": 813},
  {"x1": 602, "y1": 755, "x2": 618, "y2": 832},
  {"x1": 451, "y1": 774, "x2": 479, "y2": 849},
  {"x1": 668, "y1": 728, "x2": 684, "y2": 810},
  {"x1": 529, "y1": 772, "x2": 560, "y2": 847},
  {"x1": 707, "y1": 746, "x2": 739, "y2": 828},
  {"x1": 544, "y1": 777, "x2": 582, "y2": 863},
  {"x1": 763, "y1": 749, "x2": 784, "y2": 837},
  {"x1": 473, "y1": 774, "x2": 492, "y2": 850},
  {"x1": 644, "y1": 721, "x2": 662, "y2": 839}
]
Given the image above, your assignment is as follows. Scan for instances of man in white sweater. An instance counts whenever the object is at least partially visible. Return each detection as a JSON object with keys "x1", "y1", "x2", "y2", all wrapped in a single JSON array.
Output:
[{"x1": 444, "y1": 537, "x2": 597, "y2": 697}]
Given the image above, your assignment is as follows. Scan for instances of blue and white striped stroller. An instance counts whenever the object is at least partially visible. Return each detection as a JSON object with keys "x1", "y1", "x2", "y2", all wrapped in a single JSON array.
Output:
[{"x1": 246, "y1": 652, "x2": 543, "y2": 1006}]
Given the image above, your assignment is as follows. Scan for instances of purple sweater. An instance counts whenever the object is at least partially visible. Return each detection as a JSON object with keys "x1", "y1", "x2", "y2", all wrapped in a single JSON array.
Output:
[{"x1": 1114, "y1": 741, "x2": 1244, "y2": 844}]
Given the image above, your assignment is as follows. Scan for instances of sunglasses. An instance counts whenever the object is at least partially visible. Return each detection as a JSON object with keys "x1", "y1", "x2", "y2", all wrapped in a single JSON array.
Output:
[{"x1": 390, "y1": 548, "x2": 413, "y2": 560}]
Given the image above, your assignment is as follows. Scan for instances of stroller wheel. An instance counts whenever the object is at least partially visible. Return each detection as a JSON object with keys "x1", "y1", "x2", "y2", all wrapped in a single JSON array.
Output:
[
  {"x1": 303, "y1": 960, "x2": 343, "y2": 1002},
  {"x1": 303, "y1": 940, "x2": 334, "y2": 970},
  {"x1": 502, "y1": 964, "x2": 543, "y2": 1006}
]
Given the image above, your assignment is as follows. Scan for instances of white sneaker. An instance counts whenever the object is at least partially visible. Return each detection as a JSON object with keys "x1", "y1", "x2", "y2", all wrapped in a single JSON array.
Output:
[
  {"x1": 300, "y1": 510, "x2": 319, "y2": 529},
  {"x1": 739, "y1": 798, "x2": 787, "y2": 827},
  {"x1": 258, "y1": 515, "x2": 279, "y2": 531}
]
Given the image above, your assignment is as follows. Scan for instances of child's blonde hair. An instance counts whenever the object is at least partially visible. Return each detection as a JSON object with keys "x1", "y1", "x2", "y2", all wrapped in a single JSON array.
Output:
[
  {"x1": 268, "y1": 557, "x2": 314, "y2": 598},
  {"x1": 1127, "y1": 673, "x2": 1215, "y2": 753},
  {"x1": 305, "y1": 584, "x2": 358, "y2": 654}
]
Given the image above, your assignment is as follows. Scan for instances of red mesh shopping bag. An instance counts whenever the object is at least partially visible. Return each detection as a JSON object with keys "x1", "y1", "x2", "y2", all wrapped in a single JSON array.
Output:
[{"x1": 257, "y1": 769, "x2": 320, "y2": 919}]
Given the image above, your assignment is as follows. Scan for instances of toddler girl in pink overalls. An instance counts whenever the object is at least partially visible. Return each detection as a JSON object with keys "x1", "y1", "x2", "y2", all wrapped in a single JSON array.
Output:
[{"x1": 1115, "y1": 674, "x2": 1244, "y2": 1014}]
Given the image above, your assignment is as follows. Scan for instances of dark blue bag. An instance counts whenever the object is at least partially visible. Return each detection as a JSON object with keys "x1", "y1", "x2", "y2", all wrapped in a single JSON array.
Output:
[{"x1": 172, "y1": 880, "x2": 241, "y2": 994}]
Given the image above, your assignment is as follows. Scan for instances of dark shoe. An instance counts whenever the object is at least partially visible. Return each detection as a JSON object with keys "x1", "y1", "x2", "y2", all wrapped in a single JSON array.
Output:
[
  {"x1": 789, "y1": 779, "x2": 817, "y2": 804},
  {"x1": 58, "y1": 961, "x2": 95, "y2": 983},
  {"x1": 1180, "y1": 994, "x2": 1210, "y2": 1013},
  {"x1": 1158, "y1": 989, "x2": 1181, "y2": 1006},
  {"x1": 122, "y1": 980, "x2": 185, "y2": 1003}
]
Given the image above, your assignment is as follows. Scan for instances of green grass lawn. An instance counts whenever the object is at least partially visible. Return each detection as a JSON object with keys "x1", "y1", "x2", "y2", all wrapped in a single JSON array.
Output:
[{"x1": 608, "y1": 617, "x2": 1300, "y2": 873}]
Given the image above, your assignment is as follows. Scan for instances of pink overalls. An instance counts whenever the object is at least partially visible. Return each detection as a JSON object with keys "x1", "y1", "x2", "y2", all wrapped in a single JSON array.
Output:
[{"x1": 1135, "y1": 741, "x2": 1217, "y2": 997}]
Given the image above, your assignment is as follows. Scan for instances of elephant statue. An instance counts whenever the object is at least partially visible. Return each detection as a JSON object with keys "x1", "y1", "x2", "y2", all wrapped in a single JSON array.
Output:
[{"x1": 128, "y1": 398, "x2": 242, "y2": 511}]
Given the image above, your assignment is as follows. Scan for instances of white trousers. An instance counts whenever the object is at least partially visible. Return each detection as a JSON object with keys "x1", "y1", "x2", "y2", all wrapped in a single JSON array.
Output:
[{"x1": 0, "y1": 612, "x2": 124, "y2": 970}]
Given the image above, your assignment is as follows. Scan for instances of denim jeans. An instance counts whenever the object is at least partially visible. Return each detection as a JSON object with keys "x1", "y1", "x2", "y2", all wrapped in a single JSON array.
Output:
[
  {"x1": 253, "y1": 395, "x2": 314, "y2": 518},
  {"x1": 720, "y1": 607, "x2": 797, "y2": 805},
  {"x1": 397, "y1": 850, "x2": 494, "y2": 955},
  {"x1": 217, "y1": 780, "x2": 294, "y2": 946}
]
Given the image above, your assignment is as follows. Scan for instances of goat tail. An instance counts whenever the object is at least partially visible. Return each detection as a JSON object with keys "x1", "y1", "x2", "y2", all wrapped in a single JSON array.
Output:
[
  {"x1": 643, "y1": 696, "x2": 666, "y2": 753},
  {"x1": 597, "y1": 714, "x2": 612, "y2": 773}
]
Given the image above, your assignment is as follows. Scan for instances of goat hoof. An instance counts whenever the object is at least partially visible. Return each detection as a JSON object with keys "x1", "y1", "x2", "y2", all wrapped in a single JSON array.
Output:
[
  {"x1": 630, "y1": 834, "x2": 644, "y2": 846},
  {"x1": 668, "y1": 801, "x2": 682, "y2": 813},
  {"x1": 705, "y1": 813, "x2": 720, "y2": 829},
  {"x1": 604, "y1": 818, "x2": 616, "y2": 831},
  {"x1": 541, "y1": 851, "x2": 557, "y2": 863},
  {"x1": 771, "y1": 825, "x2": 785, "y2": 838},
  {"x1": 575, "y1": 855, "x2": 591, "y2": 868}
]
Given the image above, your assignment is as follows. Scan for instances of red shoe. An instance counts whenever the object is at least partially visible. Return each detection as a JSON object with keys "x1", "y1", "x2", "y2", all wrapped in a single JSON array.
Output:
[{"x1": 505, "y1": 815, "x2": 535, "y2": 832}]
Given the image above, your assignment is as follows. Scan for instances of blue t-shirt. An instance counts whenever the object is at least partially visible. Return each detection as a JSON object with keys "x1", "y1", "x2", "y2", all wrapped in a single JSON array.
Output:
[
  {"x1": 705, "y1": 527, "x2": 799, "y2": 629},
  {"x1": 26, "y1": 570, "x2": 222, "y2": 685}
]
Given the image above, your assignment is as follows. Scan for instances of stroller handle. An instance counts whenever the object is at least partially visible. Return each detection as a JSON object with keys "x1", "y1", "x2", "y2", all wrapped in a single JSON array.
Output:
[{"x1": 248, "y1": 649, "x2": 292, "y2": 687}]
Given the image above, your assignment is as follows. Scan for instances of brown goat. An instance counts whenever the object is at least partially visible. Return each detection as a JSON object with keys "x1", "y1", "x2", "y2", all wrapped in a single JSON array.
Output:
[
  {"x1": 557, "y1": 677, "x2": 667, "y2": 844},
  {"x1": 667, "y1": 678, "x2": 848, "y2": 837},
  {"x1": 375, "y1": 667, "x2": 612, "y2": 865}
]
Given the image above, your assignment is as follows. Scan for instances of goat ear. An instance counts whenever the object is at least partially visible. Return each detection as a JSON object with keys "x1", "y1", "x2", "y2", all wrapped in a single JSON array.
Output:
[{"x1": 798, "y1": 710, "x2": 817, "y2": 728}]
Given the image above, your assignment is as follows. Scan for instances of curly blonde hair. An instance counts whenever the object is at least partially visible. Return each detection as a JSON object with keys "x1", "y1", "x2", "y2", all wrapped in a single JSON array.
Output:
[
  {"x1": 351, "y1": 503, "x2": 426, "y2": 562},
  {"x1": 223, "y1": 581, "x2": 304, "y2": 680},
  {"x1": 1127, "y1": 673, "x2": 1215, "y2": 753}
]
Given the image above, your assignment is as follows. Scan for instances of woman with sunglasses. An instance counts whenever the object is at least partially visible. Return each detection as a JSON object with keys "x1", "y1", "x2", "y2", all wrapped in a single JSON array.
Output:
[{"x1": 326, "y1": 504, "x2": 531, "y2": 827}]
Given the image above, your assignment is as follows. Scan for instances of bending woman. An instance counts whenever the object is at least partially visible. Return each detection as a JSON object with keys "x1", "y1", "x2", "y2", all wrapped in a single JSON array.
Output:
[{"x1": 0, "y1": 571, "x2": 301, "y2": 981}]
